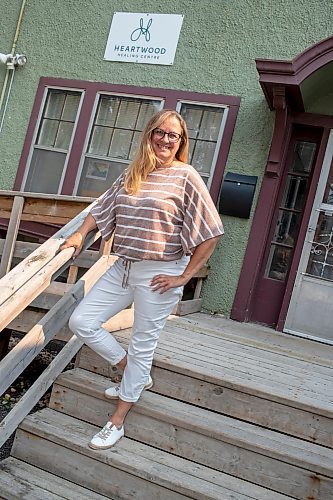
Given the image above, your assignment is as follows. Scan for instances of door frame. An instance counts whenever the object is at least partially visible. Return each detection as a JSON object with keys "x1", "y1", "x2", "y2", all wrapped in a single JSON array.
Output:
[
  {"x1": 283, "y1": 128, "x2": 333, "y2": 341},
  {"x1": 231, "y1": 35, "x2": 333, "y2": 330}
]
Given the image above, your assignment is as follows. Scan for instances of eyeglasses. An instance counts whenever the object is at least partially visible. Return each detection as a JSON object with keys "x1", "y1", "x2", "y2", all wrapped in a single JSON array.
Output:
[{"x1": 153, "y1": 128, "x2": 182, "y2": 143}]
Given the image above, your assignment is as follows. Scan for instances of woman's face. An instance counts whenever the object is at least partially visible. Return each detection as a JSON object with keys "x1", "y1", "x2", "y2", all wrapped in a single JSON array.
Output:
[{"x1": 151, "y1": 116, "x2": 183, "y2": 166}]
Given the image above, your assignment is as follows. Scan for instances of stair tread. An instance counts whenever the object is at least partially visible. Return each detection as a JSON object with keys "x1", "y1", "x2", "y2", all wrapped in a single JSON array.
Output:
[
  {"x1": 54, "y1": 367, "x2": 333, "y2": 476},
  {"x1": 109, "y1": 324, "x2": 333, "y2": 416},
  {"x1": 0, "y1": 457, "x2": 107, "y2": 499},
  {"x1": 15, "y1": 408, "x2": 289, "y2": 500}
]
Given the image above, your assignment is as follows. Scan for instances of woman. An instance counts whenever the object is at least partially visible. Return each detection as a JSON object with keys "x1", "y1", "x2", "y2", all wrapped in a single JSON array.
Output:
[{"x1": 60, "y1": 109, "x2": 223, "y2": 450}]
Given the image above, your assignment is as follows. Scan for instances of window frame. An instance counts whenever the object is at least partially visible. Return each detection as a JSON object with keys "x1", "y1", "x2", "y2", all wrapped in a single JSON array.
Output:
[
  {"x1": 19, "y1": 85, "x2": 85, "y2": 194},
  {"x1": 15, "y1": 77, "x2": 241, "y2": 202}
]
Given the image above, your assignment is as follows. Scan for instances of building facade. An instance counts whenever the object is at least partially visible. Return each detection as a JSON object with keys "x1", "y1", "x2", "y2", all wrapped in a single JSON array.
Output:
[{"x1": 1, "y1": 1, "x2": 332, "y2": 343}]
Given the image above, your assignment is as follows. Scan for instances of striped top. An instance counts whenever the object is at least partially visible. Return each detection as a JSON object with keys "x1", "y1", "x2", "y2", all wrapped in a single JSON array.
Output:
[{"x1": 90, "y1": 163, "x2": 224, "y2": 261}]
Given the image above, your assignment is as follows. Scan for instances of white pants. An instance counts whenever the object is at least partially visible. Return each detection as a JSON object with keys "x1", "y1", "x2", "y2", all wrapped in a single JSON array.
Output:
[{"x1": 69, "y1": 256, "x2": 189, "y2": 402}]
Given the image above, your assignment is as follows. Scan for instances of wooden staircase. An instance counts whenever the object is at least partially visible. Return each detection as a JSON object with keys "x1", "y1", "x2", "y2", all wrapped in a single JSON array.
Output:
[{"x1": 1, "y1": 314, "x2": 333, "y2": 499}]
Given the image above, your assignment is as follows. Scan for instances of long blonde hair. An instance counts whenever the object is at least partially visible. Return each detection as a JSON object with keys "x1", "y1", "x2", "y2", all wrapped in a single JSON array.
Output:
[{"x1": 124, "y1": 109, "x2": 189, "y2": 195}]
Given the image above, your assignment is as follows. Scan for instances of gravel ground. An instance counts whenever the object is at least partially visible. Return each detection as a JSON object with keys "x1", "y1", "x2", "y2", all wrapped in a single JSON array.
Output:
[{"x1": 0, "y1": 334, "x2": 75, "y2": 461}]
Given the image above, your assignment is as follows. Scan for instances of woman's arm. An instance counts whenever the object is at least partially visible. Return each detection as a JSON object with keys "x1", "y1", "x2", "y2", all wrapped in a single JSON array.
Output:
[
  {"x1": 59, "y1": 213, "x2": 97, "y2": 257},
  {"x1": 150, "y1": 235, "x2": 221, "y2": 294}
]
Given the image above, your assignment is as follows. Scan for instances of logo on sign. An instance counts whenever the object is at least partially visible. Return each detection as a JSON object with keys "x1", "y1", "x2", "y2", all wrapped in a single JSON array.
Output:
[{"x1": 130, "y1": 18, "x2": 152, "y2": 42}]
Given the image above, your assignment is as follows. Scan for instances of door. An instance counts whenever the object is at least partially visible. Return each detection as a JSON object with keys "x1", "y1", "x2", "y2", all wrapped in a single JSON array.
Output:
[{"x1": 285, "y1": 130, "x2": 333, "y2": 343}]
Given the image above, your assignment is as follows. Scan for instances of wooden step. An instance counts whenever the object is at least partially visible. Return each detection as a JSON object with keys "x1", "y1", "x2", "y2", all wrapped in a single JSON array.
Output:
[
  {"x1": 11, "y1": 408, "x2": 289, "y2": 500},
  {"x1": 49, "y1": 367, "x2": 333, "y2": 499},
  {"x1": 76, "y1": 322, "x2": 333, "y2": 448},
  {"x1": 0, "y1": 456, "x2": 108, "y2": 499}
]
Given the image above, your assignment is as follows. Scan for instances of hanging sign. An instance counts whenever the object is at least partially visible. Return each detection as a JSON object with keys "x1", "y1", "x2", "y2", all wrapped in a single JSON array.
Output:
[{"x1": 104, "y1": 12, "x2": 184, "y2": 65}]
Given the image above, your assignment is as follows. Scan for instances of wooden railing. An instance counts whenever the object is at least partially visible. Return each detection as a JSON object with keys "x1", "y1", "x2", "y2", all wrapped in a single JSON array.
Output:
[{"x1": 0, "y1": 192, "x2": 134, "y2": 448}]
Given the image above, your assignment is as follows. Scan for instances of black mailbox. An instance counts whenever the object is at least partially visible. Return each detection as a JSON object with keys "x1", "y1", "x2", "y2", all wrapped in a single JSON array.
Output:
[{"x1": 219, "y1": 172, "x2": 257, "y2": 219}]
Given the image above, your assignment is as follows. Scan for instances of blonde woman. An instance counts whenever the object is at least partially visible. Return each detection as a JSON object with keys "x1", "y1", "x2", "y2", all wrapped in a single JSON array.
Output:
[{"x1": 61, "y1": 110, "x2": 224, "y2": 449}]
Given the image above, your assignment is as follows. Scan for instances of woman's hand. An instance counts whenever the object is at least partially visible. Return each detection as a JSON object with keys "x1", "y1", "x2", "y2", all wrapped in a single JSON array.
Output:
[
  {"x1": 59, "y1": 231, "x2": 84, "y2": 258},
  {"x1": 150, "y1": 274, "x2": 188, "y2": 294}
]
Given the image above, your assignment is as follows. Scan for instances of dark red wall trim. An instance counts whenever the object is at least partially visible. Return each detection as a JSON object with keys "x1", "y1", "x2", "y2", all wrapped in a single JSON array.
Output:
[{"x1": 14, "y1": 77, "x2": 241, "y2": 203}]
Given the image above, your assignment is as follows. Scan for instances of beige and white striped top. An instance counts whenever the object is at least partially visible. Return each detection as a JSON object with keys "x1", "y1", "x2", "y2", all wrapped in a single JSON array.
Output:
[{"x1": 90, "y1": 164, "x2": 224, "y2": 261}]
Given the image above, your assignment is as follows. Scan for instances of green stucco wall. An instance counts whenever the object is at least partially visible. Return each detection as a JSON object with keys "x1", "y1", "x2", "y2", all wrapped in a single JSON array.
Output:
[{"x1": 0, "y1": 0, "x2": 332, "y2": 315}]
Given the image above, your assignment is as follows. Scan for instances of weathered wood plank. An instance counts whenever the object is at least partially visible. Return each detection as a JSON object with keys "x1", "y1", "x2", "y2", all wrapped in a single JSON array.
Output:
[
  {"x1": 0, "y1": 335, "x2": 83, "y2": 448},
  {"x1": 50, "y1": 371, "x2": 333, "y2": 499},
  {"x1": 0, "y1": 457, "x2": 108, "y2": 499},
  {"x1": 0, "y1": 195, "x2": 24, "y2": 278},
  {"x1": 171, "y1": 314, "x2": 333, "y2": 366},
  {"x1": 13, "y1": 409, "x2": 289, "y2": 500}
]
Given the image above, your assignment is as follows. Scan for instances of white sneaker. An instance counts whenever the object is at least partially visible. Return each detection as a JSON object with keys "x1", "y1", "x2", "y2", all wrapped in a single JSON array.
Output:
[
  {"x1": 104, "y1": 374, "x2": 153, "y2": 400},
  {"x1": 89, "y1": 421, "x2": 124, "y2": 449}
]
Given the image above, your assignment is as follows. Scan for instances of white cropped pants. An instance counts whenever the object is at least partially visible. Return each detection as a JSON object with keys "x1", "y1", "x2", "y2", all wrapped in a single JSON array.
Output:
[{"x1": 69, "y1": 256, "x2": 189, "y2": 403}]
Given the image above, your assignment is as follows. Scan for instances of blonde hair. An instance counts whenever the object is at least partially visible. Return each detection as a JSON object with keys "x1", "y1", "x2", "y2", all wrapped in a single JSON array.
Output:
[{"x1": 124, "y1": 109, "x2": 189, "y2": 195}]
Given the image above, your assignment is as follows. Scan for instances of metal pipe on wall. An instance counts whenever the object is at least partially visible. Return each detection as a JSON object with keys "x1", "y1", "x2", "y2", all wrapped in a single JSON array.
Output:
[{"x1": 0, "y1": 0, "x2": 26, "y2": 133}]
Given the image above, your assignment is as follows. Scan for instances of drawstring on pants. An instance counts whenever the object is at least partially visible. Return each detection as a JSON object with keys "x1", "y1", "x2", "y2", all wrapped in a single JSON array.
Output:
[{"x1": 122, "y1": 260, "x2": 132, "y2": 288}]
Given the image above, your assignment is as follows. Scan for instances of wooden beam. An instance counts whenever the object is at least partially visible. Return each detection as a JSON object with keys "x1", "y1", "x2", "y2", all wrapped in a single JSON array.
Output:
[
  {"x1": 0, "y1": 196, "x2": 24, "y2": 278},
  {"x1": 0, "y1": 256, "x2": 110, "y2": 397},
  {"x1": 0, "y1": 334, "x2": 83, "y2": 448},
  {"x1": 0, "y1": 197, "x2": 101, "y2": 309}
]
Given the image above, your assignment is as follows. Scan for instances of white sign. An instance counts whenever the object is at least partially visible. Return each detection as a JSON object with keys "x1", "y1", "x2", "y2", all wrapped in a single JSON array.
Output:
[{"x1": 104, "y1": 12, "x2": 184, "y2": 65}]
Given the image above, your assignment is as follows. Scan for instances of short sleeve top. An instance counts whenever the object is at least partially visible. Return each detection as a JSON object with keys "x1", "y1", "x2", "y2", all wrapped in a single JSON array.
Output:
[{"x1": 90, "y1": 164, "x2": 224, "y2": 261}]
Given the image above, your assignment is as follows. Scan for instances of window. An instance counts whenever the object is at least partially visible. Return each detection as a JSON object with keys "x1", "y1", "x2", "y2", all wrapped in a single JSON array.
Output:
[
  {"x1": 76, "y1": 95, "x2": 162, "y2": 197},
  {"x1": 265, "y1": 141, "x2": 318, "y2": 281},
  {"x1": 178, "y1": 102, "x2": 227, "y2": 187},
  {"x1": 22, "y1": 89, "x2": 82, "y2": 194},
  {"x1": 16, "y1": 78, "x2": 240, "y2": 200}
]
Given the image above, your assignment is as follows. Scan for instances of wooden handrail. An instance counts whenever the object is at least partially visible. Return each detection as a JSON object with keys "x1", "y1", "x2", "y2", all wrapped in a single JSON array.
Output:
[{"x1": 0, "y1": 192, "x2": 135, "y2": 447}]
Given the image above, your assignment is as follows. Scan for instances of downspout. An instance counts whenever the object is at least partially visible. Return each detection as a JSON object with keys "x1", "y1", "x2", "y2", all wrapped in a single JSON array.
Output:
[{"x1": 0, "y1": 0, "x2": 26, "y2": 133}]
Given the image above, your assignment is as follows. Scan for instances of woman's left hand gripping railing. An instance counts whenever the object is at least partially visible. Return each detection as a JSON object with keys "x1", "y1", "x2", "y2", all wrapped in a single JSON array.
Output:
[{"x1": 0, "y1": 197, "x2": 109, "y2": 448}]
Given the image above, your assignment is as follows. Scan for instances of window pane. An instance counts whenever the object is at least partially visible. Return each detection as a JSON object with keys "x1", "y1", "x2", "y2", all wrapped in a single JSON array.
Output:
[
  {"x1": 116, "y1": 100, "x2": 141, "y2": 128},
  {"x1": 306, "y1": 212, "x2": 333, "y2": 281},
  {"x1": 109, "y1": 128, "x2": 133, "y2": 159},
  {"x1": 38, "y1": 119, "x2": 58, "y2": 147},
  {"x1": 24, "y1": 149, "x2": 66, "y2": 194},
  {"x1": 129, "y1": 131, "x2": 142, "y2": 160},
  {"x1": 179, "y1": 103, "x2": 225, "y2": 181},
  {"x1": 89, "y1": 126, "x2": 112, "y2": 155},
  {"x1": 181, "y1": 107, "x2": 202, "y2": 139},
  {"x1": 272, "y1": 210, "x2": 301, "y2": 245},
  {"x1": 77, "y1": 158, "x2": 126, "y2": 197},
  {"x1": 96, "y1": 97, "x2": 120, "y2": 127},
  {"x1": 44, "y1": 91, "x2": 65, "y2": 119},
  {"x1": 266, "y1": 245, "x2": 292, "y2": 281},
  {"x1": 136, "y1": 101, "x2": 161, "y2": 130},
  {"x1": 55, "y1": 122, "x2": 74, "y2": 149},
  {"x1": 281, "y1": 176, "x2": 308, "y2": 211},
  {"x1": 290, "y1": 141, "x2": 316, "y2": 174},
  {"x1": 198, "y1": 109, "x2": 223, "y2": 141},
  {"x1": 324, "y1": 157, "x2": 333, "y2": 205},
  {"x1": 191, "y1": 140, "x2": 216, "y2": 175},
  {"x1": 62, "y1": 93, "x2": 81, "y2": 121}
]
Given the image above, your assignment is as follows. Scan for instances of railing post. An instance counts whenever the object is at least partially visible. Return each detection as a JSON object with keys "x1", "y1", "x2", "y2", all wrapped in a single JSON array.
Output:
[{"x1": 0, "y1": 195, "x2": 24, "y2": 278}]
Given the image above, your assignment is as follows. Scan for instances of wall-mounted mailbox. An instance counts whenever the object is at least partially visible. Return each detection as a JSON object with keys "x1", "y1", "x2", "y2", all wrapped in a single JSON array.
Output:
[{"x1": 219, "y1": 172, "x2": 257, "y2": 219}]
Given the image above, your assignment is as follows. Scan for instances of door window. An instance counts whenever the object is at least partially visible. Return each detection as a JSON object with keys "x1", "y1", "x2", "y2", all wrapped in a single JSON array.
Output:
[
  {"x1": 306, "y1": 157, "x2": 333, "y2": 281},
  {"x1": 265, "y1": 141, "x2": 317, "y2": 281}
]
